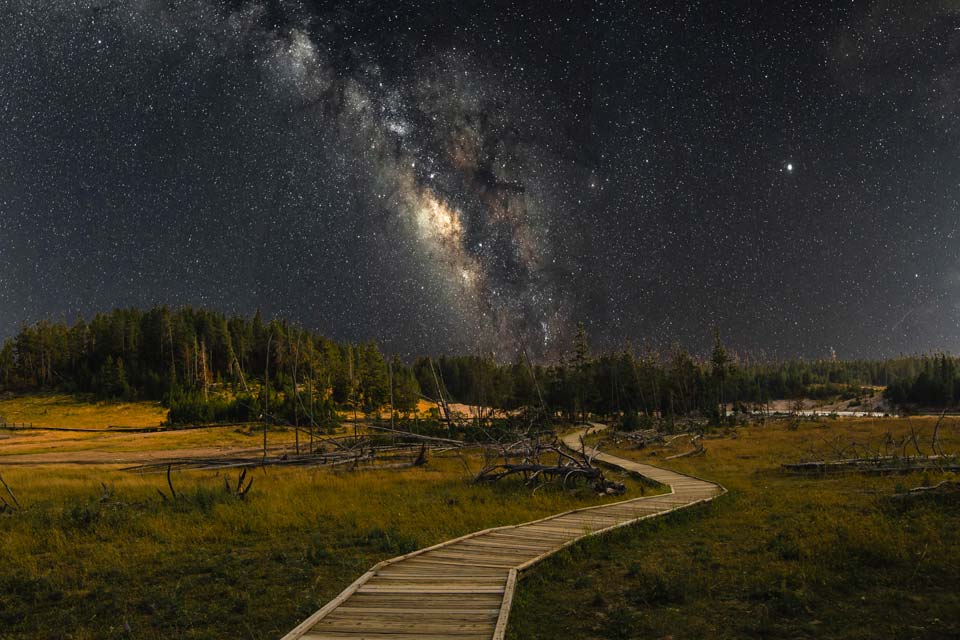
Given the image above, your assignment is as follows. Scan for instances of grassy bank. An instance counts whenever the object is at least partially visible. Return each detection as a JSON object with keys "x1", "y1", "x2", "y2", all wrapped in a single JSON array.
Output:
[{"x1": 508, "y1": 417, "x2": 960, "y2": 639}]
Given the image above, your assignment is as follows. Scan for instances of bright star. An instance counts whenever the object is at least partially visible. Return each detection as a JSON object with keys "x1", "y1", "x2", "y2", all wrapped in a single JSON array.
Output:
[{"x1": 786, "y1": 163, "x2": 794, "y2": 172}]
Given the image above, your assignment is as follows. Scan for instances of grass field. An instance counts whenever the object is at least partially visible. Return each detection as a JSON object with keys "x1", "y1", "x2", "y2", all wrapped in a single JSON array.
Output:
[
  {"x1": 0, "y1": 393, "x2": 168, "y2": 429},
  {"x1": 0, "y1": 460, "x2": 653, "y2": 639},
  {"x1": 0, "y1": 396, "x2": 655, "y2": 639},
  {"x1": 0, "y1": 393, "x2": 343, "y2": 459},
  {"x1": 3, "y1": 396, "x2": 958, "y2": 639},
  {"x1": 0, "y1": 423, "x2": 307, "y2": 460},
  {"x1": 508, "y1": 417, "x2": 960, "y2": 639}
]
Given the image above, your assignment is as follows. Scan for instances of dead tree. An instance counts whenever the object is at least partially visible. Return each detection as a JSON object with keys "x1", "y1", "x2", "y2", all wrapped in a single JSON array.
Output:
[
  {"x1": 665, "y1": 434, "x2": 705, "y2": 459},
  {"x1": 224, "y1": 468, "x2": 254, "y2": 498},
  {"x1": 0, "y1": 474, "x2": 20, "y2": 513},
  {"x1": 263, "y1": 331, "x2": 272, "y2": 462},
  {"x1": 784, "y1": 421, "x2": 956, "y2": 475},
  {"x1": 475, "y1": 433, "x2": 624, "y2": 494},
  {"x1": 610, "y1": 429, "x2": 664, "y2": 448},
  {"x1": 157, "y1": 464, "x2": 178, "y2": 501}
]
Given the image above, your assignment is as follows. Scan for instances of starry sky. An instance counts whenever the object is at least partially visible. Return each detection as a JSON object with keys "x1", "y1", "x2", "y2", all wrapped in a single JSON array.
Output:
[{"x1": 2, "y1": 0, "x2": 959, "y2": 359}]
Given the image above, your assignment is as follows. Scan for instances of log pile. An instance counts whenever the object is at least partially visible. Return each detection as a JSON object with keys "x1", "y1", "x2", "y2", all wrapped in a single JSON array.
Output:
[
  {"x1": 124, "y1": 437, "x2": 448, "y2": 473},
  {"x1": 609, "y1": 429, "x2": 664, "y2": 448},
  {"x1": 474, "y1": 433, "x2": 625, "y2": 495}
]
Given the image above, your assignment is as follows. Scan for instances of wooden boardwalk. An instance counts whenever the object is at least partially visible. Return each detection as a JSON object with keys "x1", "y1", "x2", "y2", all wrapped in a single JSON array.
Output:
[{"x1": 281, "y1": 425, "x2": 725, "y2": 640}]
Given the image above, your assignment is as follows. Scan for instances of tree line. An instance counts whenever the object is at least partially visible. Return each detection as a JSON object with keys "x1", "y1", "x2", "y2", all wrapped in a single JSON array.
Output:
[
  {"x1": 418, "y1": 327, "x2": 933, "y2": 422},
  {"x1": 882, "y1": 354, "x2": 960, "y2": 409},
  {"x1": 0, "y1": 307, "x2": 419, "y2": 425},
  {"x1": 0, "y1": 307, "x2": 953, "y2": 424}
]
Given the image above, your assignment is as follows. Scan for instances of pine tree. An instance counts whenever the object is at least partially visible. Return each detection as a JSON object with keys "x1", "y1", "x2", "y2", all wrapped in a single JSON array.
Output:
[
  {"x1": 711, "y1": 329, "x2": 729, "y2": 421},
  {"x1": 573, "y1": 322, "x2": 590, "y2": 423}
]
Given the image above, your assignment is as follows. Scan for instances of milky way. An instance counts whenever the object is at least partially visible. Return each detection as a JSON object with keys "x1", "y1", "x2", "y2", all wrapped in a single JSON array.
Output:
[{"x1": 2, "y1": 1, "x2": 960, "y2": 358}]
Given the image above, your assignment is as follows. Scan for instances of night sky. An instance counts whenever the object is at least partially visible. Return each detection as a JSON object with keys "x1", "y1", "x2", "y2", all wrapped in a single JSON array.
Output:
[{"x1": 2, "y1": 0, "x2": 959, "y2": 359}]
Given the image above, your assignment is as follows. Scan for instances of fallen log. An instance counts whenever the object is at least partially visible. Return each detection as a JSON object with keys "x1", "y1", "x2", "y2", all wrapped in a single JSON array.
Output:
[
  {"x1": 664, "y1": 435, "x2": 705, "y2": 460},
  {"x1": 364, "y1": 424, "x2": 465, "y2": 446},
  {"x1": 906, "y1": 480, "x2": 960, "y2": 495},
  {"x1": 475, "y1": 463, "x2": 606, "y2": 490},
  {"x1": 890, "y1": 480, "x2": 960, "y2": 501},
  {"x1": 783, "y1": 455, "x2": 959, "y2": 475},
  {"x1": 610, "y1": 429, "x2": 665, "y2": 448}
]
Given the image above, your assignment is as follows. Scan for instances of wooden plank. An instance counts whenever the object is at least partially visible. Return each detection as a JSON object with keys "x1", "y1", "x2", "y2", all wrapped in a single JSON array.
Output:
[
  {"x1": 280, "y1": 567, "x2": 380, "y2": 640},
  {"x1": 456, "y1": 540, "x2": 553, "y2": 552},
  {"x1": 551, "y1": 514, "x2": 624, "y2": 524},
  {"x1": 302, "y1": 633, "x2": 491, "y2": 640},
  {"x1": 369, "y1": 576, "x2": 505, "y2": 584},
  {"x1": 517, "y1": 524, "x2": 588, "y2": 535},
  {"x1": 488, "y1": 529, "x2": 564, "y2": 539},
  {"x1": 397, "y1": 557, "x2": 516, "y2": 570},
  {"x1": 377, "y1": 561, "x2": 508, "y2": 573},
  {"x1": 491, "y1": 568, "x2": 517, "y2": 640},
  {"x1": 332, "y1": 607, "x2": 499, "y2": 618},
  {"x1": 360, "y1": 582, "x2": 504, "y2": 592},
  {"x1": 343, "y1": 595, "x2": 503, "y2": 608},
  {"x1": 283, "y1": 424, "x2": 728, "y2": 640},
  {"x1": 438, "y1": 545, "x2": 540, "y2": 558},
  {"x1": 482, "y1": 532, "x2": 570, "y2": 544},
  {"x1": 357, "y1": 584, "x2": 503, "y2": 594},
  {"x1": 423, "y1": 553, "x2": 523, "y2": 567},
  {"x1": 312, "y1": 619, "x2": 496, "y2": 632}
]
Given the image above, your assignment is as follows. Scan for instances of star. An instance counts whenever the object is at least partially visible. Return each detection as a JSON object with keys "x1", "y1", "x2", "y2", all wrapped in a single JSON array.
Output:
[{"x1": 1, "y1": 1, "x2": 957, "y2": 358}]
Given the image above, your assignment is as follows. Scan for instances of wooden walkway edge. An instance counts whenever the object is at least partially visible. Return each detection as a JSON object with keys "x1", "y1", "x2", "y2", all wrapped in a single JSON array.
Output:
[{"x1": 280, "y1": 424, "x2": 726, "y2": 640}]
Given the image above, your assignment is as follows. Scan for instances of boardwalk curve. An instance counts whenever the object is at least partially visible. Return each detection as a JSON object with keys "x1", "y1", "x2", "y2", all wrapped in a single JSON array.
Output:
[{"x1": 281, "y1": 424, "x2": 725, "y2": 640}]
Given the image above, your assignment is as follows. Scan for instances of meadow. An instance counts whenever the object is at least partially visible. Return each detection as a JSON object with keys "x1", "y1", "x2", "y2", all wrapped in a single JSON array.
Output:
[
  {"x1": 508, "y1": 417, "x2": 960, "y2": 639},
  {"x1": 0, "y1": 393, "x2": 168, "y2": 429},
  {"x1": 3, "y1": 394, "x2": 958, "y2": 640},
  {"x1": 0, "y1": 396, "x2": 651, "y2": 639}
]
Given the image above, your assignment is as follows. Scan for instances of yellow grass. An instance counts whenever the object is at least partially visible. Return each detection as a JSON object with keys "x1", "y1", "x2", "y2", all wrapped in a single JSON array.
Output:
[
  {"x1": 0, "y1": 458, "x2": 651, "y2": 639},
  {"x1": 0, "y1": 393, "x2": 168, "y2": 428},
  {"x1": 0, "y1": 394, "x2": 350, "y2": 459},
  {"x1": 0, "y1": 395, "x2": 657, "y2": 638},
  {"x1": 0, "y1": 425, "x2": 308, "y2": 459}
]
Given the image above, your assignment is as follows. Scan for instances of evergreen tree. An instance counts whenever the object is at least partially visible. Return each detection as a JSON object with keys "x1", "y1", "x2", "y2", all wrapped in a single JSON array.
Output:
[{"x1": 711, "y1": 329, "x2": 729, "y2": 421}]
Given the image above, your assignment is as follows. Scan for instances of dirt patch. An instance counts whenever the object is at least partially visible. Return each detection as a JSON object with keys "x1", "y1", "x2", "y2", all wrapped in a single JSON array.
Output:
[{"x1": 0, "y1": 444, "x2": 296, "y2": 465}]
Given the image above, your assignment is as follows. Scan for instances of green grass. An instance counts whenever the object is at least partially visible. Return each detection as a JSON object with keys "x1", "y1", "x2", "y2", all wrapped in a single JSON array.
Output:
[
  {"x1": 0, "y1": 449, "x2": 653, "y2": 639},
  {"x1": 8, "y1": 396, "x2": 956, "y2": 639},
  {"x1": 508, "y1": 417, "x2": 960, "y2": 639}
]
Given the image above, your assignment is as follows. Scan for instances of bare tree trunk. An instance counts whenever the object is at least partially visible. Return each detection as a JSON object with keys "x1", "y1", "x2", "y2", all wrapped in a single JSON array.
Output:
[
  {"x1": 167, "y1": 319, "x2": 176, "y2": 383},
  {"x1": 231, "y1": 348, "x2": 250, "y2": 395},
  {"x1": 292, "y1": 330, "x2": 301, "y2": 456},
  {"x1": 522, "y1": 346, "x2": 547, "y2": 416},
  {"x1": 348, "y1": 348, "x2": 359, "y2": 440},
  {"x1": 263, "y1": 332, "x2": 272, "y2": 462},
  {"x1": 308, "y1": 375, "x2": 315, "y2": 453},
  {"x1": 388, "y1": 359, "x2": 395, "y2": 430},
  {"x1": 193, "y1": 336, "x2": 199, "y2": 390},
  {"x1": 200, "y1": 337, "x2": 210, "y2": 402},
  {"x1": 475, "y1": 342, "x2": 482, "y2": 430},
  {"x1": 429, "y1": 358, "x2": 453, "y2": 433}
]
